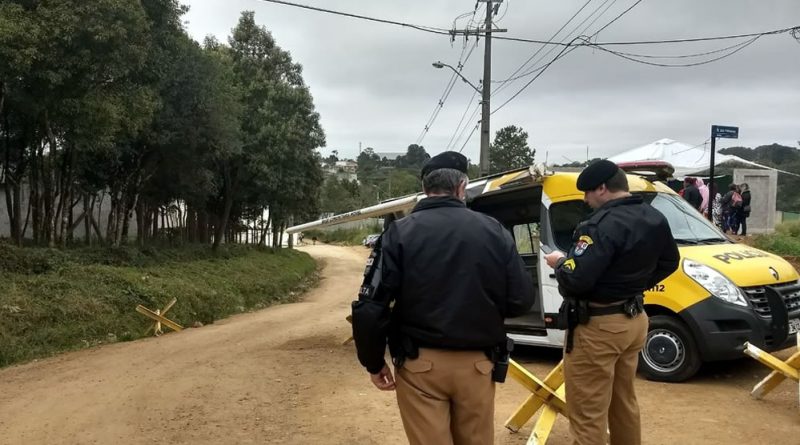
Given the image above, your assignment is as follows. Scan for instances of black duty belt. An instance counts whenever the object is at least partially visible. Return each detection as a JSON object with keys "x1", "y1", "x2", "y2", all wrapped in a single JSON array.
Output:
[{"x1": 588, "y1": 304, "x2": 628, "y2": 317}]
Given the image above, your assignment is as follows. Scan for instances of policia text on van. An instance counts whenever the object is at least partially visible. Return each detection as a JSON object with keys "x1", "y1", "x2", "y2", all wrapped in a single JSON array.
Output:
[{"x1": 286, "y1": 163, "x2": 800, "y2": 382}]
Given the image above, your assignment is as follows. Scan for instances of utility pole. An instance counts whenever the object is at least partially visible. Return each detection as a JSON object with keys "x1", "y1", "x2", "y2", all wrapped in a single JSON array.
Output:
[
  {"x1": 448, "y1": 1, "x2": 505, "y2": 176},
  {"x1": 479, "y1": 0, "x2": 494, "y2": 176}
]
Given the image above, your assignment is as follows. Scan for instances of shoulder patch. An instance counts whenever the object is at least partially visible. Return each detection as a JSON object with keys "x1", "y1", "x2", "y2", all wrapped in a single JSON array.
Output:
[
  {"x1": 573, "y1": 235, "x2": 593, "y2": 256},
  {"x1": 562, "y1": 258, "x2": 576, "y2": 272}
]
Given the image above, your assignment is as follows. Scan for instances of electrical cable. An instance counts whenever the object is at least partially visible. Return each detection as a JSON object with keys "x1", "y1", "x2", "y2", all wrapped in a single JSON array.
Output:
[
  {"x1": 416, "y1": 41, "x2": 479, "y2": 144},
  {"x1": 491, "y1": 0, "x2": 644, "y2": 113},
  {"x1": 258, "y1": 0, "x2": 799, "y2": 49},
  {"x1": 491, "y1": 0, "x2": 596, "y2": 86},
  {"x1": 449, "y1": 99, "x2": 482, "y2": 151},
  {"x1": 584, "y1": 35, "x2": 762, "y2": 67},
  {"x1": 459, "y1": 123, "x2": 481, "y2": 153},
  {"x1": 445, "y1": 88, "x2": 479, "y2": 150},
  {"x1": 257, "y1": 0, "x2": 453, "y2": 35}
]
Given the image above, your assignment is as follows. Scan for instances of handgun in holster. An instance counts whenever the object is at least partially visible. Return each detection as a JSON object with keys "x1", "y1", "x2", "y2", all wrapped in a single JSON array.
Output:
[
  {"x1": 389, "y1": 333, "x2": 418, "y2": 369},
  {"x1": 490, "y1": 337, "x2": 515, "y2": 383},
  {"x1": 622, "y1": 294, "x2": 645, "y2": 318},
  {"x1": 558, "y1": 298, "x2": 589, "y2": 353}
]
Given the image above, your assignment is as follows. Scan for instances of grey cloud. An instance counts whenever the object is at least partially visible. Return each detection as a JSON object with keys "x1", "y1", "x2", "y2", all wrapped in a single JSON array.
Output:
[{"x1": 182, "y1": 0, "x2": 800, "y2": 162}]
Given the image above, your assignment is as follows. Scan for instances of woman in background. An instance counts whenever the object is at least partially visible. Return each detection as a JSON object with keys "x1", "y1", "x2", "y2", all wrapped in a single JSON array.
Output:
[{"x1": 739, "y1": 183, "x2": 751, "y2": 235}]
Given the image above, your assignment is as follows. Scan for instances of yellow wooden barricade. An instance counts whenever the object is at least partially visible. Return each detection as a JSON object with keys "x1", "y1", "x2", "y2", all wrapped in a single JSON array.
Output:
[
  {"x1": 506, "y1": 359, "x2": 567, "y2": 444},
  {"x1": 136, "y1": 298, "x2": 183, "y2": 336},
  {"x1": 744, "y1": 335, "x2": 800, "y2": 407}
]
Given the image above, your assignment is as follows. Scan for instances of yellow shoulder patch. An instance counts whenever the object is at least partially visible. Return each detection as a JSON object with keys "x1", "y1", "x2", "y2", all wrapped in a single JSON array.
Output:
[
  {"x1": 563, "y1": 258, "x2": 576, "y2": 271},
  {"x1": 578, "y1": 235, "x2": 593, "y2": 245}
]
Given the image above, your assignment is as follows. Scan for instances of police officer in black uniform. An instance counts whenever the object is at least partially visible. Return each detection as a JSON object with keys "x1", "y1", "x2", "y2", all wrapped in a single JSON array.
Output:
[
  {"x1": 544, "y1": 160, "x2": 679, "y2": 445},
  {"x1": 352, "y1": 151, "x2": 535, "y2": 445}
]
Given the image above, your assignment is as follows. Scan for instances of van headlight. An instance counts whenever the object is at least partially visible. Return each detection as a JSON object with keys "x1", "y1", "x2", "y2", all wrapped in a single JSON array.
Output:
[{"x1": 683, "y1": 259, "x2": 748, "y2": 307}]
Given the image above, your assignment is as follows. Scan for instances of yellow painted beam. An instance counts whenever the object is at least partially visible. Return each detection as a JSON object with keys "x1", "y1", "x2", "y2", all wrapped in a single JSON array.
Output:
[
  {"x1": 744, "y1": 342, "x2": 798, "y2": 382},
  {"x1": 746, "y1": 338, "x2": 800, "y2": 399},
  {"x1": 506, "y1": 394, "x2": 543, "y2": 433},
  {"x1": 505, "y1": 359, "x2": 567, "y2": 445},
  {"x1": 528, "y1": 405, "x2": 559, "y2": 445},
  {"x1": 506, "y1": 360, "x2": 567, "y2": 432},
  {"x1": 136, "y1": 305, "x2": 183, "y2": 332},
  {"x1": 508, "y1": 361, "x2": 565, "y2": 404},
  {"x1": 162, "y1": 298, "x2": 177, "y2": 315}
]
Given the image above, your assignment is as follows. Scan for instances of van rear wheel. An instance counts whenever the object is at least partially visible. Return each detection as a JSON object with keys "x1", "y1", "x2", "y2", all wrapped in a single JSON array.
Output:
[{"x1": 638, "y1": 315, "x2": 701, "y2": 382}]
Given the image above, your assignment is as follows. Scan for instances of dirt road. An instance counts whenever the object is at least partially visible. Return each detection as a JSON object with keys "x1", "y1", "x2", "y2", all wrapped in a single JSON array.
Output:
[{"x1": 1, "y1": 244, "x2": 798, "y2": 444}]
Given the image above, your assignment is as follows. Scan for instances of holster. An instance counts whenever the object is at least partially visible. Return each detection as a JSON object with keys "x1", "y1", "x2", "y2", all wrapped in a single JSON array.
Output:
[
  {"x1": 389, "y1": 334, "x2": 418, "y2": 369},
  {"x1": 622, "y1": 294, "x2": 645, "y2": 318},
  {"x1": 488, "y1": 337, "x2": 515, "y2": 383},
  {"x1": 558, "y1": 298, "x2": 590, "y2": 353}
]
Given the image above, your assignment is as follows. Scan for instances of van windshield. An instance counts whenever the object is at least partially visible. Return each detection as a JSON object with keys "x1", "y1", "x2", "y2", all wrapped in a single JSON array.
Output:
[{"x1": 549, "y1": 192, "x2": 728, "y2": 251}]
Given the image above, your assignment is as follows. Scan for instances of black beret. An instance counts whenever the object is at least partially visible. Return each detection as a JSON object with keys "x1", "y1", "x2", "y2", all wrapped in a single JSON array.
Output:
[
  {"x1": 577, "y1": 159, "x2": 620, "y2": 191},
  {"x1": 420, "y1": 151, "x2": 469, "y2": 179}
]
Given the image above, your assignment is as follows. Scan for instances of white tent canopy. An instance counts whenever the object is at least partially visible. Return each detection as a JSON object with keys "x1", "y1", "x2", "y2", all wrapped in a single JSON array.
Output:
[{"x1": 607, "y1": 138, "x2": 776, "y2": 177}]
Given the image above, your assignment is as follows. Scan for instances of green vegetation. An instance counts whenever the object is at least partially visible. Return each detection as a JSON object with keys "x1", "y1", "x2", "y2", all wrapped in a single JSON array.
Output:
[
  {"x1": 1, "y1": 4, "x2": 323, "y2": 249},
  {"x1": 305, "y1": 223, "x2": 382, "y2": 246},
  {"x1": 0, "y1": 243, "x2": 317, "y2": 367},
  {"x1": 753, "y1": 221, "x2": 800, "y2": 256}
]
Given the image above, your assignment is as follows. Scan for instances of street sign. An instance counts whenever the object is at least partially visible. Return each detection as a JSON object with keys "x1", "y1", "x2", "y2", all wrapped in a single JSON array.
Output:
[{"x1": 712, "y1": 125, "x2": 739, "y2": 139}]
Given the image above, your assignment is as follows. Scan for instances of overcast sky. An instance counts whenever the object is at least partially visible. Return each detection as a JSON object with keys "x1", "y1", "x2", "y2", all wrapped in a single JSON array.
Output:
[{"x1": 181, "y1": 0, "x2": 800, "y2": 164}]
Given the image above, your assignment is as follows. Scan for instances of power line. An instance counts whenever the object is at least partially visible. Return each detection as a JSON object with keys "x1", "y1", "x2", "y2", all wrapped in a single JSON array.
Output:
[
  {"x1": 493, "y1": 0, "x2": 617, "y2": 89},
  {"x1": 445, "y1": 88, "x2": 479, "y2": 150},
  {"x1": 604, "y1": 37, "x2": 760, "y2": 59},
  {"x1": 459, "y1": 123, "x2": 480, "y2": 153},
  {"x1": 450, "y1": 99, "x2": 482, "y2": 151},
  {"x1": 586, "y1": 35, "x2": 762, "y2": 67},
  {"x1": 491, "y1": 0, "x2": 645, "y2": 114},
  {"x1": 257, "y1": 0, "x2": 452, "y2": 35},
  {"x1": 492, "y1": 0, "x2": 597, "y2": 87},
  {"x1": 258, "y1": 0, "x2": 799, "y2": 49},
  {"x1": 416, "y1": 39, "x2": 480, "y2": 144}
]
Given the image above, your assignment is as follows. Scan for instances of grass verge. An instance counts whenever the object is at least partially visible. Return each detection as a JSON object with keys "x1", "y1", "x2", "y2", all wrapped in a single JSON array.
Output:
[
  {"x1": 752, "y1": 221, "x2": 800, "y2": 256},
  {"x1": 305, "y1": 223, "x2": 382, "y2": 246},
  {"x1": 0, "y1": 243, "x2": 318, "y2": 368}
]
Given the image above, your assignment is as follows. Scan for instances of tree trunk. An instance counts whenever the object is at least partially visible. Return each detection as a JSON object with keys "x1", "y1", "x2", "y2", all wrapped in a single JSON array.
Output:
[
  {"x1": 43, "y1": 114, "x2": 58, "y2": 247},
  {"x1": 31, "y1": 142, "x2": 42, "y2": 245},
  {"x1": 136, "y1": 200, "x2": 145, "y2": 246},
  {"x1": 2, "y1": 105, "x2": 22, "y2": 245},
  {"x1": 212, "y1": 165, "x2": 236, "y2": 252}
]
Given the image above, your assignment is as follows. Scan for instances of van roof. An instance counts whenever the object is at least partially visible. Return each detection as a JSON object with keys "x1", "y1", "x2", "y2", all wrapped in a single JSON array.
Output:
[{"x1": 287, "y1": 165, "x2": 676, "y2": 233}]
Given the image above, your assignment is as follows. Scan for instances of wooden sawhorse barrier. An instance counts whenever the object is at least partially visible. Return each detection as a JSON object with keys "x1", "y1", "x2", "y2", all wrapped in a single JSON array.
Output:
[
  {"x1": 136, "y1": 298, "x2": 183, "y2": 336},
  {"x1": 744, "y1": 336, "x2": 800, "y2": 406},
  {"x1": 505, "y1": 359, "x2": 568, "y2": 444}
]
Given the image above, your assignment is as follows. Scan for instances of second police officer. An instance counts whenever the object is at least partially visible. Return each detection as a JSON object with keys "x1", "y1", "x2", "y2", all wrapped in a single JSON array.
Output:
[{"x1": 544, "y1": 160, "x2": 679, "y2": 445}]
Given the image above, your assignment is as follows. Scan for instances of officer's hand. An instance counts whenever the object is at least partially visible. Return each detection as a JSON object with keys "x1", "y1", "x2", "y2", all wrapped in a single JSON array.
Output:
[
  {"x1": 370, "y1": 364, "x2": 396, "y2": 391},
  {"x1": 544, "y1": 251, "x2": 566, "y2": 268}
]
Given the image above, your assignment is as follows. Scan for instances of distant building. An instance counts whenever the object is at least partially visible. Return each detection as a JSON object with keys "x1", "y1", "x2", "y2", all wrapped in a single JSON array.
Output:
[
  {"x1": 335, "y1": 160, "x2": 358, "y2": 173},
  {"x1": 374, "y1": 152, "x2": 405, "y2": 161},
  {"x1": 322, "y1": 159, "x2": 358, "y2": 182}
]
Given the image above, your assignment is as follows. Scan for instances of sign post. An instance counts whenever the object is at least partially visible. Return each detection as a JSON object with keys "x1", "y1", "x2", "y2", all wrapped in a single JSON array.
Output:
[{"x1": 708, "y1": 125, "x2": 739, "y2": 222}]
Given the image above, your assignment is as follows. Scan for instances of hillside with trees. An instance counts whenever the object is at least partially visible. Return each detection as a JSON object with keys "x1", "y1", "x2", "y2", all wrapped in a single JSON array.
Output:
[
  {"x1": 0, "y1": 2, "x2": 323, "y2": 250},
  {"x1": 318, "y1": 125, "x2": 539, "y2": 216}
]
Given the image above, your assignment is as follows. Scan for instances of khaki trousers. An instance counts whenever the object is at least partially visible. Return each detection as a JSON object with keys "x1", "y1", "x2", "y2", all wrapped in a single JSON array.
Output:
[
  {"x1": 564, "y1": 313, "x2": 649, "y2": 445},
  {"x1": 395, "y1": 348, "x2": 495, "y2": 445}
]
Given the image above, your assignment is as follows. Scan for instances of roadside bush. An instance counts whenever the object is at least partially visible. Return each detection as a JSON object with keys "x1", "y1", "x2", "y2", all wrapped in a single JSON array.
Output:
[
  {"x1": 753, "y1": 221, "x2": 800, "y2": 256},
  {"x1": 0, "y1": 245, "x2": 317, "y2": 367}
]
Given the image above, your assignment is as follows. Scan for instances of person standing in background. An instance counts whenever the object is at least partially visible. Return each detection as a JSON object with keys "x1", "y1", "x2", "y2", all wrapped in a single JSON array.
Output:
[
  {"x1": 682, "y1": 177, "x2": 702, "y2": 211},
  {"x1": 739, "y1": 183, "x2": 751, "y2": 236},
  {"x1": 696, "y1": 178, "x2": 709, "y2": 216}
]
